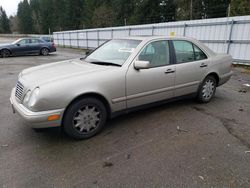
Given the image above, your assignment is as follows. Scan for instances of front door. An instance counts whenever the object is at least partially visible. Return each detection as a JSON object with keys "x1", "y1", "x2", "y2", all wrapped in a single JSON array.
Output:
[
  {"x1": 12, "y1": 39, "x2": 31, "y2": 55},
  {"x1": 126, "y1": 40, "x2": 175, "y2": 108}
]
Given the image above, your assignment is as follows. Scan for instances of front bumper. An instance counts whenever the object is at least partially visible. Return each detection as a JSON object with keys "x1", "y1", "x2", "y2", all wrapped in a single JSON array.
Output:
[{"x1": 10, "y1": 88, "x2": 64, "y2": 128}]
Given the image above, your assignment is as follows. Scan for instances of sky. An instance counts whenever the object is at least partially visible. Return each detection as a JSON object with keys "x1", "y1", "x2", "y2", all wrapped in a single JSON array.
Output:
[{"x1": 0, "y1": 0, "x2": 22, "y2": 17}]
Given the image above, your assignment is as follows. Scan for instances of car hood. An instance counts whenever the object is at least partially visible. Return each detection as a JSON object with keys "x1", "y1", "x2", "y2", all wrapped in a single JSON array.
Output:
[
  {"x1": 0, "y1": 43, "x2": 12, "y2": 47},
  {"x1": 20, "y1": 59, "x2": 112, "y2": 88}
]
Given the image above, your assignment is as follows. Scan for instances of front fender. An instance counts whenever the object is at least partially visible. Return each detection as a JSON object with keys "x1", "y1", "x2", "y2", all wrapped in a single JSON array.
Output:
[
  {"x1": 30, "y1": 70, "x2": 126, "y2": 113},
  {"x1": 0, "y1": 47, "x2": 12, "y2": 53}
]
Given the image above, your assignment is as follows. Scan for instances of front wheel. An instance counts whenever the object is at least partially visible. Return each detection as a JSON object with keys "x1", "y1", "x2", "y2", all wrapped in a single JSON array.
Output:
[
  {"x1": 197, "y1": 76, "x2": 217, "y2": 103},
  {"x1": 63, "y1": 97, "x2": 107, "y2": 139},
  {"x1": 1, "y1": 49, "x2": 10, "y2": 58}
]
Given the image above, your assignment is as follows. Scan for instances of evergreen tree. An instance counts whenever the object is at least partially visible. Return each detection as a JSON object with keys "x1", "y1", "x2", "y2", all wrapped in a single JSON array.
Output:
[
  {"x1": 203, "y1": 0, "x2": 230, "y2": 18},
  {"x1": 0, "y1": 6, "x2": 11, "y2": 33},
  {"x1": 230, "y1": 0, "x2": 250, "y2": 16},
  {"x1": 92, "y1": 3, "x2": 116, "y2": 28},
  {"x1": 17, "y1": 0, "x2": 34, "y2": 34},
  {"x1": 64, "y1": 0, "x2": 85, "y2": 30},
  {"x1": 30, "y1": 0, "x2": 42, "y2": 33},
  {"x1": 38, "y1": 0, "x2": 55, "y2": 33},
  {"x1": 112, "y1": 0, "x2": 135, "y2": 25},
  {"x1": 130, "y1": 0, "x2": 176, "y2": 24},
  {"x1": 13, "y1": 0, "x2": 250, "y2": 34}
]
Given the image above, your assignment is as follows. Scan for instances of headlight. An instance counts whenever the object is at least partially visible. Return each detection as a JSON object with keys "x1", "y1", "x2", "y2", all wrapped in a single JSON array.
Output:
[
  {"x1": 22, "y1": 87, "x2": 40, "y2": 109},
  {"x1": 18, "y1": 72, "x2": 22, "y2": 79},
  {"x1": 28, "y1": 87, "x2": 40, "y2": 108},
  {"x1": 23, "y1": 90, "x2": 31, "y2": 107}
]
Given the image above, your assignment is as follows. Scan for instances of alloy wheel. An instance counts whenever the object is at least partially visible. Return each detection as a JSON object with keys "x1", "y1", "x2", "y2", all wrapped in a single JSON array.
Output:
[{"x1": 1, "y1": 50, "x2": 10, "y2": 58}]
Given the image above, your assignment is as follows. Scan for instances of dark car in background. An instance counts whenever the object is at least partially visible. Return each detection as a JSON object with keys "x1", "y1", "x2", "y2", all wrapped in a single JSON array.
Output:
[{"x1": 0, "y1": 38, "x2": 56, "y2": 58}]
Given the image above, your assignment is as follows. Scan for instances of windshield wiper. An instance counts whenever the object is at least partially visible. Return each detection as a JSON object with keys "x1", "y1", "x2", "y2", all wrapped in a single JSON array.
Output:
[{"x1": 88, "y1": 61, "x2": 121, "y2": 67}]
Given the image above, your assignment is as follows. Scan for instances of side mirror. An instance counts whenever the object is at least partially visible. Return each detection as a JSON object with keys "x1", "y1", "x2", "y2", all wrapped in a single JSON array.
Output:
[
  {"x1": 16, "y1": 43, "x2": 20, "y2": 46},
  {"x1": 134, "y1": 60, "x2": 150, "y2": 70}
]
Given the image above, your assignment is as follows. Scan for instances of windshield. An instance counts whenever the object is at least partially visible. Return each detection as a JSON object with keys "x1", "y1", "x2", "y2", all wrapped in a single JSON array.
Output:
[
  {"x1": 12, "y1": 39, "x2": 22, "y2": 44},
  {"x1": 85, "y1": 39, "x2": 141, "y2": 66}
]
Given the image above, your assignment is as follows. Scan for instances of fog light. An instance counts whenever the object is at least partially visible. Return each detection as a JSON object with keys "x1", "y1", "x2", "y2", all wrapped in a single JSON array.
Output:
[{"x1": 48, "y1": 114, "x2": 60, "y2": 121}]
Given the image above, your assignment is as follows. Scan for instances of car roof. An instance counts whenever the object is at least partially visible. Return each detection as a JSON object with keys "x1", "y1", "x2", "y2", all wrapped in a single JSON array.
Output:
[
  {"x1": 18, "y1": 37, "x2": 41, "y2": 40},
  {"x1": 117, "y1": 35, "x2": 195, "y2": 41}
]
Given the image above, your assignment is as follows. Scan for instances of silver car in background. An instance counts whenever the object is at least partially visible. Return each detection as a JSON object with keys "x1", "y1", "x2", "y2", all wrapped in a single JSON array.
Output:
[{"x1": 10, "y1": 36, "x2": 233, "y2": 139}]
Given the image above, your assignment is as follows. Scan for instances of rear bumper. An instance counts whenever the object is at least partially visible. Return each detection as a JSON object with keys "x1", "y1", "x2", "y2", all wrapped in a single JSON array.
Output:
[
  {"x1": 10, "y1": 88, "x2": 64, "y2": 128},
  {"x1": 218, "y1": 71, "x2": 233, "y2": 86},
  {"x1": 50, "y1": 47, "x2": 56, "y2": 53}
]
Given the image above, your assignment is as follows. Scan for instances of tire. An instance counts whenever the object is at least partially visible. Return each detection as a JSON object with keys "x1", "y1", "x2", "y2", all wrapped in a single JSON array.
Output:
[
  {"x1": 197, "y1": 75, "x2": 217, "y2": 103},
  {"x1": 40, "y1": 48, "x2": 49, "y2": 56},
  {"x1": 1, "y1": 49, "x2": 11, "y2": 58},
  {"x1": 63, "y1": 97, "x2": 107, "y2": 139}
]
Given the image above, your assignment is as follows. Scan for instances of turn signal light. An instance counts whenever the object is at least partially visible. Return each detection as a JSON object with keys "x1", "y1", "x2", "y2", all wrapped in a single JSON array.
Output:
[{"x1": 47, "y1": 114, "x2": 60, "y2": 121}]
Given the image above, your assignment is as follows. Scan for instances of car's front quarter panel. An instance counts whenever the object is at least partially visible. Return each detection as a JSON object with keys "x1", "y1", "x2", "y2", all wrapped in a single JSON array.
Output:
[
  {"x1": 0, "y1": 45, "x2": 13, "y2": 53},
  {"x1": 34, "y1": 67, "x2": 126, "y2": 113}
]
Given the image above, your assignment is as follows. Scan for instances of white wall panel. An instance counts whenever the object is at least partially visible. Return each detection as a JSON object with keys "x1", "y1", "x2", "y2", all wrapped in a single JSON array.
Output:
[{"x1": 54, "y1": 16, "x2": 250, "y2": 63}]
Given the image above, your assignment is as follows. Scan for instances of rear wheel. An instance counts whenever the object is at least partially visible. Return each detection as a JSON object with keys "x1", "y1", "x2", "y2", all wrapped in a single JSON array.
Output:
[
  {"x1": 197, "y1": 76, "x2": 217, "y2": 103},
  {"x1": 63, "y1": 97, "x2": 107, "y2": 139},
  {"x1": 1, "y1": 49, "x2": 10, "y2": 58},
  {"x1": 40, "y1": 48, "x2": 49, "y2": 56}
]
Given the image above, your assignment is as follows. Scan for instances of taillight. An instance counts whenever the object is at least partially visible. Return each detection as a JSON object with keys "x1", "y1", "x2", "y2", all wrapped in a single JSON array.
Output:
[{"x1": 52, "y1": 42, "x2": 55, "y2": 47}]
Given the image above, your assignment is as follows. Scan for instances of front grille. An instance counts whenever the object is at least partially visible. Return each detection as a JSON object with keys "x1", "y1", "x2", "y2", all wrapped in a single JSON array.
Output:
[{"x1": 15, "y1": 81, "x2": 24, "y2": 101}]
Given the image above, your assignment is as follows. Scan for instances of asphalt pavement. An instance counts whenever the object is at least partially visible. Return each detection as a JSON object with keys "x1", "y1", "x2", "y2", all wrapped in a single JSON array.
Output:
[{"x1": 0, "y1": 37, "x2": 250, "y2": 188}]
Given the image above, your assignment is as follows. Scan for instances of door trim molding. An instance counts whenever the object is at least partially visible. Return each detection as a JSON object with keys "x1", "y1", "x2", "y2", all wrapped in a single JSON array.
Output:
[{"x1": 112, "y1": 86, "x2": 175, "y2": 103}]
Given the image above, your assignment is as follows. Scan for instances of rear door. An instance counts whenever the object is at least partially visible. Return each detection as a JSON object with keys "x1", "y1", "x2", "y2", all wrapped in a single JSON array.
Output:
[
  {"x1": 126, "y1": 40, "x2": 176, "y2": 108},
  {"x1": 171, "y1": 40, "x2": 209, "y2": 97},
  {"x1": 29, "y1": 39, "x2": 42, "y2": 53}
]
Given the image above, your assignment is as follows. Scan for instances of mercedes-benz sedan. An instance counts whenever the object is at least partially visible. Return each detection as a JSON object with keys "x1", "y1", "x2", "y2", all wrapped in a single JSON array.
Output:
[{"x1": 10, "y1": 36, "x2": 232, "y2": 139}]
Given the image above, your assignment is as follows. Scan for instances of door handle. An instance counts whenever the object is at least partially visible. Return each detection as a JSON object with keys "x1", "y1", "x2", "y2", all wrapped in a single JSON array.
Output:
[
  {"x1": 200, "y1": 63, "x2": 208, "y2": 68},
  {"x1": 165, "y1": 69, "x2": 175, "y2": 74}
]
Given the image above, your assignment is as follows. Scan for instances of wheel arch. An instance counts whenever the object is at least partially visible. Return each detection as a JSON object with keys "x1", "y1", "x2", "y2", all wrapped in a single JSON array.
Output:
[
  {"x1": 206, "y1": 72, "x2": 220, "y2": 86},
  {"x1": 0, "y1": 48, "x2": 12, "y2": 55},
  {"x1": 62, "y1": 92, "x2": 112, "y2": 122}
]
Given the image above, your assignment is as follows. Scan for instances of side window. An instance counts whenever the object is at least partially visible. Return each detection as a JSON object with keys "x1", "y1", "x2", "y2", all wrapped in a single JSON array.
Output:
[
  {"x1": 193, "y1": 45, "x2": 207, "y2": 61},
  {"x1": 30, "y1": 39, "x2": 40, "y2": 44},
  {"x1": 18, "y1": 39, "x2": 29, "y2": 45},
  {"x1": 138, "y1": 40, "x2": 170, "y2": 67},
  {"x1": 39, "y1": 39, "x2": 45, "y2": 43},
  {"x1": 173, "y1": 40, "x2": 194, "y2": 63}
]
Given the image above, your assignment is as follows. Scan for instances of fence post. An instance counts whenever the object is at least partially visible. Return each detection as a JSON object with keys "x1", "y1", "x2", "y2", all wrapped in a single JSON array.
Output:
[
  {"x1": 69, "y1": 32, "x2": 72, "y2": 48},
  {"x1": 227, "y1": 20, "x2": 234, "y2": 54},
  {"x1": 128, "y1": 27, "x2": 131, "y2": 36},
  {"x1": 77, "y1": 31, "x2": 79, "y2": 48},
  {"x1": 63, "y1": 32, "x2": 65, "y2": 47},
  {"x1": 97, "y1": 29, "x2": 100, "y2": 46},
  {"x1": 56, "y1": 33, "x2": 59, "y2": 46},
  {"x1": 183, "y1": 23, "x2": 186, "y2": 36},
  {"x1": 111, "y1": 29, "x2": 113, "y2": 39},
  {"x1": 86, "y1": 31, "x2": 88, "y2": 49},
  {"x1": 151, "y1": 26, "x2": 155, "y2": 36}
]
